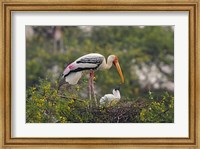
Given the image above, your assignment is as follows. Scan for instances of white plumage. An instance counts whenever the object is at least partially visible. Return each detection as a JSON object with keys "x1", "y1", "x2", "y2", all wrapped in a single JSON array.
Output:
[
  {"x1": 100, "y1": 88, "x2": 121, "y2": 106},
  {"x1": 64, "y1": 71, "x2": 82, "y2": 85}
]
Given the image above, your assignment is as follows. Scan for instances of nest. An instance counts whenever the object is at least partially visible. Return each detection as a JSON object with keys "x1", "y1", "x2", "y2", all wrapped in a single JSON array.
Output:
[{"x1": 88, "y1": 99, "x2": 148, "y2": 123}]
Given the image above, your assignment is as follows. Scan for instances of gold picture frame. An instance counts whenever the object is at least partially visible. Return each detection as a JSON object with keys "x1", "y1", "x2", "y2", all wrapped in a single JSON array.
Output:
[{"x1": 0, "y1": 0, "x2": 199, "y2": 148}]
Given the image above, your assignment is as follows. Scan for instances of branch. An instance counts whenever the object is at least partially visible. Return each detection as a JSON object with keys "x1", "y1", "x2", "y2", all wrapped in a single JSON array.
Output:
[{"x1": 57, "y1": 94, "x2": 84, "y2": 102}]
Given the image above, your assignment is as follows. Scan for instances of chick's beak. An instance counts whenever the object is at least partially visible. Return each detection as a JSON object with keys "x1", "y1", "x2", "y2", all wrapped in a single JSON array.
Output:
[{"x1": 114, "y1": 61, "x2": 124, "y2": 84}]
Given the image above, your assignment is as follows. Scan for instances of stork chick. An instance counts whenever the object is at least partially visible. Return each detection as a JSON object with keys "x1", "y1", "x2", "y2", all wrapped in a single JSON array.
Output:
[{"x1": 100, "y1": 87, "x2": 121, "y2": 107}]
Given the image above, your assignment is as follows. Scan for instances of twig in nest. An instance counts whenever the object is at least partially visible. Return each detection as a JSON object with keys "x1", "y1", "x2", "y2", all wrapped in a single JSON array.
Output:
[{"x1": 117, "y1": 116, "x2": 120, "y2": 123}]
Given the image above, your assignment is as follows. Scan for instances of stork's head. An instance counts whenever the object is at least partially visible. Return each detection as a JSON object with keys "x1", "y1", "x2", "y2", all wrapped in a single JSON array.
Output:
[
  {"x1": 110, "y1": 55, "x2": 124, "y2": 84},
  {"x1": 114, "y1": 86, "x2": 120, "y2": 91}
]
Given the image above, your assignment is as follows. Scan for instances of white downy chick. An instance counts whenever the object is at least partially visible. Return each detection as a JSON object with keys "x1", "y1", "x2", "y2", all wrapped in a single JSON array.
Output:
[{"x1": 100, "y1": 87, "x2": 121, "y2": 106}]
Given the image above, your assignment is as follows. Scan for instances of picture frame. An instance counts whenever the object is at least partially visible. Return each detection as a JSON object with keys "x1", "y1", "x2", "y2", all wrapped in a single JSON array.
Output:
[{"x1": 0, "y1": 0, "x2": 199, "y2": 148}]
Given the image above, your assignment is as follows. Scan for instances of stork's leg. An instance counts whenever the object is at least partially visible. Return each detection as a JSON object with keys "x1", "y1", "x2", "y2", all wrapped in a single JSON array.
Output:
[
  {"x1": 90, "y1": 70, "x2": 97, "y2": 107},
  {"x1": 88, "y1": 72, "x2": 92, "y2": 104}
]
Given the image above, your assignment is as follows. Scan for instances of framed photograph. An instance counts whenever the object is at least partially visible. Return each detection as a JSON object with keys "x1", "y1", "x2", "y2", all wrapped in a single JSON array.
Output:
[{"x1": 0, "y1": 0, "x2": 199, "y2": 148}]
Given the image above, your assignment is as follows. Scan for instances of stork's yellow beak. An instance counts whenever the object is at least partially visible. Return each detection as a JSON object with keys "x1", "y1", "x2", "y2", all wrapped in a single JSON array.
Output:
[{"x1": 114, "y1": 61, "x2": 124, "y2": 84}]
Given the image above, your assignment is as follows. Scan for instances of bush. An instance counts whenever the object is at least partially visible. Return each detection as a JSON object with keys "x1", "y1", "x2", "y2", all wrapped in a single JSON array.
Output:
[{"x1": 26, "y1": 78, "x2": 174, "y2": 123}]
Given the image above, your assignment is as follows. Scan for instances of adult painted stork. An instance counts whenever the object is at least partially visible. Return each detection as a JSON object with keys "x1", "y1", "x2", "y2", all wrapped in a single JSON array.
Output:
[
  {"x1": 59, "y1": 53, "x2": 124, "y2": 106},
  {"x1": 100, "y1": 87, "x2": 121, "y2": 107}
]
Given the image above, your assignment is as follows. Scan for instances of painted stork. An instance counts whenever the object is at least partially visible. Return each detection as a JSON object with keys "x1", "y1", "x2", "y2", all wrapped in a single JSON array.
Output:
[
  {"x1": 100, "y1": 87, "x2": 121, "y2": 106},
  {"x1": 59, "y1": 53, "x2": 124, "y2": 106}
]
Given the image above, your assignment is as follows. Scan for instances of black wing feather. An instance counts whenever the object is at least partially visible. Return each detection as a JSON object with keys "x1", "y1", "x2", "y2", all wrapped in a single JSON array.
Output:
[
  {"x1": 64, "y1": 56, "x2": 104, "y2": 78},
  {"x1": 76, "y1": 57, "x2": 104, "y2": 65}
]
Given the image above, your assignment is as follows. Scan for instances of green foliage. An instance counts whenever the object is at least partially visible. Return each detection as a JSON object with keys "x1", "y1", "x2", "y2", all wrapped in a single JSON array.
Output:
[
  {"x1": 26, "y1": 79, "x2": 174, "y2": 123},
  {"x1": 26, "y1": 26, "x2": 174, "y2": 123},
  {"x1": 138, "y1": 91, "x2": 174, "y2": 123},
  {"x1": 26, "y1": 78, "x2": 92, "y2": 123}
]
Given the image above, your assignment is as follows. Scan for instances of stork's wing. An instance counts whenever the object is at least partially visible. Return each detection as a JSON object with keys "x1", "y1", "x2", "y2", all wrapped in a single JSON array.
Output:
[
  {"x1": 76, "y1": 56, "x2": 104, "y2": 65},
  {"x1": 64, "y1": 54, "x2": 105, "y2": 77}
]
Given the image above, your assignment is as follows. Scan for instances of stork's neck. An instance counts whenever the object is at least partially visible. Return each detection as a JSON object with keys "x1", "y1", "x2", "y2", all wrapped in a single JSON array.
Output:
[
  {"x1": 105, "y1": 60, "x2": 113, "y2": 69},
  {"x1": 103, "y1": 55, "x2": 115, "y2": 70}
]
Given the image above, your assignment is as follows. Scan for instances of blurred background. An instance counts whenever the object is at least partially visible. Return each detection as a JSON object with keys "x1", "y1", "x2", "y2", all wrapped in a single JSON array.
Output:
[{"x1": 26, "y1": 26, "x2": 174, "y2": 99}]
